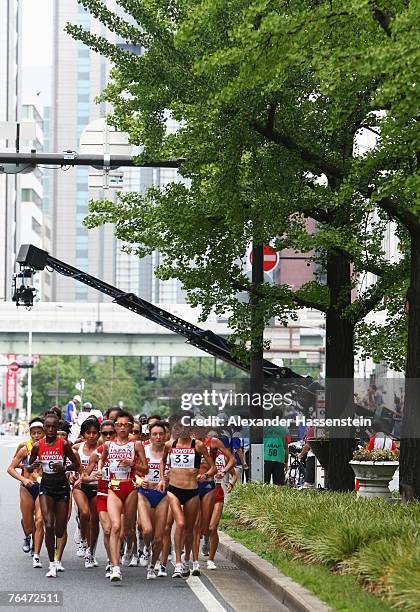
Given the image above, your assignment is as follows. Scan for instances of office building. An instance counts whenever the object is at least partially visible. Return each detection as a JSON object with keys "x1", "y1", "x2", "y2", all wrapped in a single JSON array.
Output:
[{"x1": 0, "y1": 0, "x2": 22, "y2": 302}]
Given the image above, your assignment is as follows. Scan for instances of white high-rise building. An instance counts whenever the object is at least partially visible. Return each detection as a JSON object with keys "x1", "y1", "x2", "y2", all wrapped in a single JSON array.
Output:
[
  {"x1": 51, "y1": 1, "x2": 186, "y2": 307},
  {"x1": 19, "y1": 103, "x2": 52, "y2": 301},
  {"x1": 0, "y1": 0, "x2": 22, "y2": 302}
]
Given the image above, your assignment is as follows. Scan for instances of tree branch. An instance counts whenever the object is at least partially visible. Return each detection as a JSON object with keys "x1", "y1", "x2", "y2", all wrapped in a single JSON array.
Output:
[
  {"x1": 376, "y1": 197, "x2": 420, "y2": 234},
  {"x1": 253, "y1": 121, "x2": 345, "y2": 181},
  {"x1": 292, "y1": 293, "x2": 328, "y2": 312},
  {"x1": 370, "y1": 3, "x2": 392, "y2": 36}
]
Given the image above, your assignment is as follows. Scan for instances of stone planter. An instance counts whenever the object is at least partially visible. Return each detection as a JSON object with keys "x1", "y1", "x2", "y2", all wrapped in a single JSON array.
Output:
[{"x1": 349, "y1": 461, "x2": 399, "y2": 499}]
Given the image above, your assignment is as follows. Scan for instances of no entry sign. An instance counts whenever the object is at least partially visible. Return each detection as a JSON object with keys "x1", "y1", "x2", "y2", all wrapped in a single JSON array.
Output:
[{"x1": 249, "y1": 245, "x2": 279, "y2": 272}]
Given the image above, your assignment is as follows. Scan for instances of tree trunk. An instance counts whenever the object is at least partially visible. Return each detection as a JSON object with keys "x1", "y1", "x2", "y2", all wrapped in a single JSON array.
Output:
[
  {"x1": 325, "y1": 250, "x2": 356, "y2": 491},
  {"x1": 400, "y1": 231, "x2": 420, "y2": 500}
]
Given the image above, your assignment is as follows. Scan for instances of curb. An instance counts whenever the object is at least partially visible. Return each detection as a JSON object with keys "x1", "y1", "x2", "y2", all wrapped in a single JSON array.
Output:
[{"x1": 218, "y1": 532, "x2": 331, "y2": 612}]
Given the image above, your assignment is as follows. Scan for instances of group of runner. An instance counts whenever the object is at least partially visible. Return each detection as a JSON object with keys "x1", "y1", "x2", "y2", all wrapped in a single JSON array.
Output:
[{"x1": 7, "y1": 407, "x2": 237, "y2": 582}]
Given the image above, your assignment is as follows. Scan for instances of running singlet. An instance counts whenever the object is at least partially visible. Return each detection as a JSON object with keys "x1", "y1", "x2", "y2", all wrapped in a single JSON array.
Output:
[
  {"x1": 108, "y1": 441, "x2": 135, "y2": 480},
  {"x1": 170, "y1": 439, "x2": 200, "y2": 470},
  {"x1": 200, "y1": 438, "x2": 217, "y2": 465},
  {"x1": 38, "y1": 437, "x2": 65, "y2": 474},
  {"x1": 144, "y1": 446, "x2": 169, "y2": 484}
]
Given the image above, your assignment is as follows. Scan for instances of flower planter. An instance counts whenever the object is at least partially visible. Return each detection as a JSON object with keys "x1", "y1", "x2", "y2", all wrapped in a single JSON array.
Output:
[{"x1": 349, "y1": 461, "x2": 399, "y2": 499}]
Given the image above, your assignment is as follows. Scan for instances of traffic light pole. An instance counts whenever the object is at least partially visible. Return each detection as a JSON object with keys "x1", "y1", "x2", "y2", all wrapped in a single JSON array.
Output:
[{"x1": 0, "y1": 151, "x2": 183, "y2": 171}]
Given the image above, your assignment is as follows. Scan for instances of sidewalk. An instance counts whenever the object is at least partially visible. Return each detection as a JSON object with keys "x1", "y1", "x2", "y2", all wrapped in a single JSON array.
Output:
[{"x1": 216, "y1": 532, "x2": 331, "y2": 612}]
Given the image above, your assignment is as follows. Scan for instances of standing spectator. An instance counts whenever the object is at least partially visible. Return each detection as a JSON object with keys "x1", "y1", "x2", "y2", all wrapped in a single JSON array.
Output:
[
  {"x1": 298, "y1": 425, "x2": 316, "y2": 488},
  {"x1": 263, "y1": 422, "x2": 291, "y2": 485},
  {"x1": 231, "y1": 427, "x2": 247, "y2": 484},
  {"x1": 64, "y1": 394, "x2": 81, "y2": 423}
]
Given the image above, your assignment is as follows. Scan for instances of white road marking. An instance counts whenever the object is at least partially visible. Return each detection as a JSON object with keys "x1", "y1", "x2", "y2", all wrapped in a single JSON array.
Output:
[
  {"x1": 186, "y1": 575, "x2": 227, "y2": 612},
  {"x1": 169, "y1": 557, "x2": 227, "y2": 612}
]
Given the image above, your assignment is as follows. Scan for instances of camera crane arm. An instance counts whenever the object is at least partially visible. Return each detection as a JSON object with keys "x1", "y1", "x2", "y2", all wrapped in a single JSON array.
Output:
[{"x1": 14, "y1": 244, "x2": 305, "y2": 382}]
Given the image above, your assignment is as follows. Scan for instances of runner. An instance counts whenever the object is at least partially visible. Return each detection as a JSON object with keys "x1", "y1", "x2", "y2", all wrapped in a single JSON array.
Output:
[
  {"x1": 7, "y1": 418, "x2": 45, "y2": 568},
  {"x1": 84, "y1": 419, "x2": 116, "y2": 578},
  {"x1": 158, "y1": 416, "x2": 215, "y2": 579},
  {"x1": 207, "y1": 440, "x2": 237, "y2": 569},
  {"x1": 72, "y1": 417, "x2": 100, "y2": 568},
  {"x1": 187, "y1": 424, "x2": 235, "y2": 575},
  {"x1": 27, "y1": 412, "x2": 80, "y2": 577},
  {"x1": 55, "y1": 421, "x2": 73, "y2": 572},
  {"x1": 137, "y1": 421, "x2": 169, "y2": 579},
  {"x1": 98, "y1": 410, "x2": 148, "y2": 582}
]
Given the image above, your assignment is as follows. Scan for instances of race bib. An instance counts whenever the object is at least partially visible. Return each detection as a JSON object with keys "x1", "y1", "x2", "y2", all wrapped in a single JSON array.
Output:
[
  {"x1": 147, "y1": 462, "x2": 161, "y2": 484},
  {"x1": 109, "y1": 459, "x2": 131, "y2": 479},
  {"x1": 215, "y1": 454, "x2": 226, "y2": 482},
  {"x1": 171, "y1": 448, "x2": 195, "y2": 469},
  {"x1": 41, "y1": 459, "x2": 63, "y2": 474}
]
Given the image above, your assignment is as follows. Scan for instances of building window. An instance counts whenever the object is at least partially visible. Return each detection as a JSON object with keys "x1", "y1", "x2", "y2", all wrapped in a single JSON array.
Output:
[
  {"x1": 22, "y1": 188, "x2": 42, "y2": 209},
  {"x1": 32, "y1": 217, "x2": 42, "y2": 236}
]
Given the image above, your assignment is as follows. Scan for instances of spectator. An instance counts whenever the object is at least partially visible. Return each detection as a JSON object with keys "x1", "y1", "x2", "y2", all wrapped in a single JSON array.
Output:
[
  {"x1": 298, "y1": 425, "x2": 316, "y2": 488},
  {"x1": 263, "y1": 421, "x2": 291, "y2": 485},
  {"x1": 231, "y1": 427, "x2": 247, "y2": 484},
  {"x1": 64, "y1": 394, "x2": 81, "y2": 423}
]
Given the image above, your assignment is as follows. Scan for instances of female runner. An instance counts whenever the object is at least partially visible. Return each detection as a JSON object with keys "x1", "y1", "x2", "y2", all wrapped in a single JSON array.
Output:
[
  {"x1": 137, "y1": 421, "x2": 170, "y2": 579},
  {"x1": 158, "y1": 416, "x2": 215, "y2": 579},
  {"x1": 8, "y1": 418, "x2": 45, "y2": 568},
  {"x1": 98, "y1": 410, "x2": 148, "y2": 582},
  {"x1": 186, "y1": 424, "x2": 235, "y2": 575},
  {"x1": 207, "y1": 436, "x2": 237, "y2": 569},
  {"x1": 84, "y1": 419, "x2": 116, "y2": 578},
  {"x1": 72, "y1": 417, "x2": 100, "y2": 568},
  {"x1": 27, "y1": 412, "x2": 80, "y2": 577}
]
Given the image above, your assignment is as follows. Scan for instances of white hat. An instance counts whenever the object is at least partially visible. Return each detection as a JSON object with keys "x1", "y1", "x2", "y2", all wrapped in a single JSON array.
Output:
[{"x1": 73, "y1": 394, "x2": 82, "y2": 402}]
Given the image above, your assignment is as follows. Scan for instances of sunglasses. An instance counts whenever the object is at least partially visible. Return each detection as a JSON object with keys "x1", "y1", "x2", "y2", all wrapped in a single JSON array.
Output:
[{"x1": 102, "y1": 430, "x2": 114, "y2": 436}]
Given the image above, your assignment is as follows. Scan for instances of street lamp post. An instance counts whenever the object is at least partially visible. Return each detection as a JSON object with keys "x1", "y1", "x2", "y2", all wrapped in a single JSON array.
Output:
[{"x1": 26, "y1": 319, "x2": 32, "y2": 422}]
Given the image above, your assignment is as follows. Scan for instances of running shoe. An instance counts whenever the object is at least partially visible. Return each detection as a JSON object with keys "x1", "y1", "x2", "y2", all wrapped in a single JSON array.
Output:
[
  {"x1": 181, "y1": 561, "x2": 191, "y2": 578},
  {"x1": 139, "y1": 546, "x2": 149, "y2": 567},
  {"x1": 22, "y1": 534, "x2": 31, "y2": 553},
  {"x1": 110, "y1": 566, "x2": 122, "y2": 582},
  {"x1": 192, "y1": 561, "x2": 201, "y2": 576},
  {"x1": 146, "y1": 567, "x2": 157, "y2": 580},
  {"x1": 105, "y1": 562, "x2": 112, "y2": 579},
  {"x1": 172, "y1": 563, "x2": 183, "y2": 579},
  {"x1": 46, "y1": 563, "x2": 57, "y2": 578},
  {"x1": 32, "y1": 555, "x2": 42, "y2": 569},
  {"x1": 201, "y1": 536, "x2": 209, "y2": 556},
  {"x1": 129, "y1": 555, "x2": 139, "y2": 567},
  {"x1": 55, "y1": 561, "x2": 65, "y2": 572},
  {"x1": 76, "y1": 540, "x2": 87, "y2": 557},
  {"x1": 84, "y1": 556, "x2": 94, "y2": 569},
  {"x1": 206, "y1": 560, "x2": 217, "y2": 570},
  {"x1": 93, "y1": 557, "x2": 99, "y2": 567},
  {"x1": 157, "y1": 564, "x2": 167, "y2": 577}
]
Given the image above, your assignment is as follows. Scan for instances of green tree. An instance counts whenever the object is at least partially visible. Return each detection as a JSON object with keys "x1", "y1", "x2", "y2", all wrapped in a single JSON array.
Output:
[
  {"x1": 29, "y1": 356, "x2": 90, "y2": 416},
  {"x1": 66, "y1": 0, "x2": 417, "y2": 493}
]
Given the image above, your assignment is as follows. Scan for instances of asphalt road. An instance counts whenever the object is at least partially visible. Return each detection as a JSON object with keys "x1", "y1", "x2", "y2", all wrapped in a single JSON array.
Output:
[{"x1": 0, "y1": 437, "x2": 287, "y2": 612}]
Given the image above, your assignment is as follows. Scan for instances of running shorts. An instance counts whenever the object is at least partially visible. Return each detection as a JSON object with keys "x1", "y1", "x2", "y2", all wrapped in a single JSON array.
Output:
[
  {"x1": 108, "y1": 479, "x2": 136, "y2": 503},
  {"x1": 215, "y1": 484, "x2": 224, "y2": 504},
  {"x1": 167, "y1": 484, "x2": 199, "y2": 506},
  {"x1": 39, "y1": 478, "x2": 70, "y2": 502},
  {"x1": 198, "y1": 480, "x2": 216, "y2": 498},
  {"x1": 138, "y1": 487, "x2": 167, "y2": 509}
]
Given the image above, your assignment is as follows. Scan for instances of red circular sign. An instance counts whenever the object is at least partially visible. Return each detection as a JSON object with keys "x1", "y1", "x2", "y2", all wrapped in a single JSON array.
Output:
[
  {"x1": 7, "y1": 361, "x2": 20, "y2": 372},
  {"x1": 249, "y1": 245, "x2": 279, "y2": 272}
]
